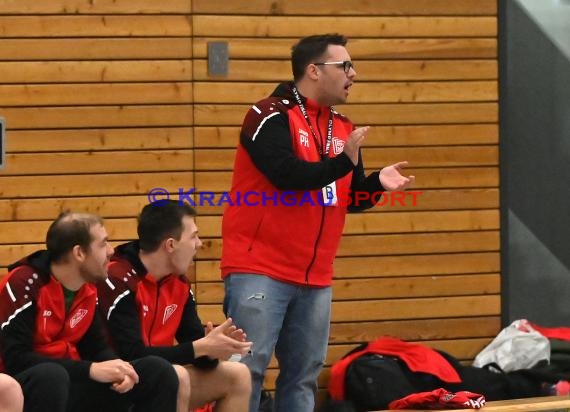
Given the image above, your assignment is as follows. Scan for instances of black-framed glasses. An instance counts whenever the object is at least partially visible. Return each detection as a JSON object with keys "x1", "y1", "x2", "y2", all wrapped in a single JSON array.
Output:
[{"x1": 313, "y1": 60, "x2": 354, "y2": 74}]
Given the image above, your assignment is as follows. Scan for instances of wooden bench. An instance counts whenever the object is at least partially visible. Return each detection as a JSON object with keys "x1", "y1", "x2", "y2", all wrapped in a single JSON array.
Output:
[{"x1": 375, "y1": 395, "x2": 570, "y2": 411}]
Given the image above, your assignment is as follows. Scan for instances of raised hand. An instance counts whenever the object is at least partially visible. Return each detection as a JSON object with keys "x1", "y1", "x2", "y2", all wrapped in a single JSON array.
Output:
[
  {"x1": 379, "y1": 161, "x2": 415, "y2": 191},
  {"x1": 343, "y1": 126, "x2": 369, "y2": 165}
]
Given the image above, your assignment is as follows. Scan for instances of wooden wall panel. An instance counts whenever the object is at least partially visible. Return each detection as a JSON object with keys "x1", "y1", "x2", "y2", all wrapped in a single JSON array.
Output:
[
  {"x1": 0, "y1": 1, "x2": 192, "y2": 14},
  {"x1": 193, "y1": 38, "x2": 497, "y2": 59},
  {"x1": 0, "y1": 61, "x2": 192, "y2": 84},
  {"x1": 0, "y1": 0, "x2": 500, "y2": 402},
  {"x1": 192, "y1": 0, "x2": 496, "y2": 16},
  {"x1": 0, "y1": 16, "x2": 192, "y2": 37},
  {"x1": 0, "y1": 39, "x2": 192, "y2": 60},
  {"x1": 0, "y1": 2, "x2": 193, "y2": 284},
  {"x1": 193, "y1": 16, "x2": 497, "y2": 37}
]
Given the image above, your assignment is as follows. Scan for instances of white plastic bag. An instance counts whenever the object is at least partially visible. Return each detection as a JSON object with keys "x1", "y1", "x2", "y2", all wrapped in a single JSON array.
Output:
[{"x1": 472, "y1": 319, "x2": 550, "y2": 372}]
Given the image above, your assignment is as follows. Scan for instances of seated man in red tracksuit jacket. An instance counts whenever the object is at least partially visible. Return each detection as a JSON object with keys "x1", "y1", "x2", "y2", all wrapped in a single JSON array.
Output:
[
  {"x1": 97, "y1": 200, "x2": 252, "y2": 412},
  {"x1": 0, "y1": 212, "x2": 179, "y2": 412}
]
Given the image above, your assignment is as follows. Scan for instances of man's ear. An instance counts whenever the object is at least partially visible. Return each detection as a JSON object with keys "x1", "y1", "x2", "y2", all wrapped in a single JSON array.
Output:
[
  {"x1": 306, "y1": 63, "x2": 320, "y2": 80},
  {"x1": 71, "y1": 245, "x2": 86, "y2": 262},
  {"x1": 164, "y1": 237, "x2": 176, "y2": 253}
]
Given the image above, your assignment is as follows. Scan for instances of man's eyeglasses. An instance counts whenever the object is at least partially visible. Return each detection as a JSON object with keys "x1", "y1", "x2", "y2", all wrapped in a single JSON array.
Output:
[{"x1": 313, "y1": 60, "x2": 354, "y2": 74}]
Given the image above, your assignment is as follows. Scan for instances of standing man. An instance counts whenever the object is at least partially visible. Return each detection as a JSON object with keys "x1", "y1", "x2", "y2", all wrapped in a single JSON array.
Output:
[
  {"x1": 222, "y1": 33, "x2": 414, "y2": 412},
  {"x1": 97, "y1": 201, "x2": 252, "y2": 412},
  {"x1": 0, "y1": 212, "x2": 179, "y2": 412}
]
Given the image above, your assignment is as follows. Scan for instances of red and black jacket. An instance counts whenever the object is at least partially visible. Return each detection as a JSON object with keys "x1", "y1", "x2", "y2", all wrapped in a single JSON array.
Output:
[
  {"x1": 0, "y1": 250, "x2": 115, "y2": 378},
  {"x1": 97, "y1": 241, "x2": 216, "y2": 368},
  {"x1": 221, "y1": 81, "x2": 384, "y2": 286}
]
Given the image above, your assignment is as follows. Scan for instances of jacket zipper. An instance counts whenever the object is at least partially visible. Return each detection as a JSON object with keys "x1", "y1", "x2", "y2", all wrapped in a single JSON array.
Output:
[
  {"x1": 305, "y1": 206, "x2": 326, "y2": 283},
  {"x1": 147, "y1": 283, "x2": 160, "y2": 346},
  {"x1": 304, "y1": 108, "x2": 327, "y2": 283}
]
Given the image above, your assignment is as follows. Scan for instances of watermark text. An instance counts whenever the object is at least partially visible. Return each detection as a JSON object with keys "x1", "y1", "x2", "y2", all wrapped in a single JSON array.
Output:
[{"x1": 148, "y1": 188, "x2": 422, "y2": 208}]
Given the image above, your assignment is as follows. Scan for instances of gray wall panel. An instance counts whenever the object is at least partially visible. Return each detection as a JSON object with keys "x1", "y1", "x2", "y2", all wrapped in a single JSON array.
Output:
[{"x1": 502, "y1": 0, "x2": 570, "y2": 325}]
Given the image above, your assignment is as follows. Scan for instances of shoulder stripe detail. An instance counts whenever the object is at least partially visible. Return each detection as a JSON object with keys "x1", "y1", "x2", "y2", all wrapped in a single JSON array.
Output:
[
  {"x1": 5, "y1": 282, "x2": 16, "y2": 302},
  {"x1": 105, "y1": 278, "x2": 115, "y2": 291},
  {"x1": 252, "y1": 112, "x2": 280, "y2": 141},
  {"x1": 252, "y1": 105, "x2": 261, "y2": 114},
  {"x1": 106, "y1": 290, "x2": 130, "y2": 320},
  {"x1": 1, "y1": 301, "x2": 32, "y2": 330}
]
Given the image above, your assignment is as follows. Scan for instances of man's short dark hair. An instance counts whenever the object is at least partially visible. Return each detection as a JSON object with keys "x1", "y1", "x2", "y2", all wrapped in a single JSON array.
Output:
[
  {"x1": 138, "y1": 200, "x2": 198, "y2": 252},
  {"x1": 46, "y1": 212, "x2": 103, "y2": 263},
  {"x1": 291, "y1": 33, "x2": 348, "y2": 82}
]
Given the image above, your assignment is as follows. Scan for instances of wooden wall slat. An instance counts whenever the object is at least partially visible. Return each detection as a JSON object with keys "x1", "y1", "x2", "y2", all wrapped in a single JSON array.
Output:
[
  {"x1": 1, "y1": 106, "x2": 193, "y2": 129},
  {"x1": 0, "y1": 172, "x2": 193, "y2": 198},
  {"x1": 194, "y1": 81, "x2": 497, "y2": 104},
  {"x1": 194, "y1": 252, "x2": 501, "y2": 281},
  {"x1": 329, "y1": 317, "x2": 501, "y2": 343},
  {"x1": 362, "y1": 147, "x2": 498, "y2": 167},
  {"x1": 332, "y1": 275, "x2": 500, "y2": 300},
  {"x1": 346, "y1": 210, "x2": 499, "y2": 233},
  {"x1": 8, "y1": 128, "x2": 192, "y2": 152},
  {"x1": 192, "y1": 0, "x2": 497, "y2": 16},
  {"x1": 193, "y1": 60, "x2": 498, "y2": 82},
  {"x1": 336, "y1": 231, "x2": 500, "y2": 256},
  {"x1": 346, "y1": 103, "x2": 498, "y2": 125},
  {"x1": 0, "y1": 16, "x2": 192, "y2": 37},
  {"x1": 195, "y1": 274, "x2": 500, "y2": 303},
  {"x1": 197, "y1": 297, "x2": 500, "y2": 323},
  {"x1": 0, "y1": 0, "x2": 192, "y2": 14},
  {"x1": 333, "y1": 253, "x2": 500, "y2": 278},
  {"x1": 0, "y1": 61, "x2": 192, "y2": 84},
  {"x1": 193, "y1": 16, "x2": 497, "y2": 37},
  {"x1": 351, "y1": 81, "x2": 497, "y2": 103},
  {"x1": 196, "y1": 231, "x2": 499, "y2": 260},
  {"x1": 2, "y1": 151, "x2": 192, "y2": 175},
  {"x1": 193, "y1": 38, "x2": 496, "y2": 59},
  {"x1": 0, "y1": 39, "x2": 192, "y2": 60},
  {"x1": 195, "y1": 210, "x2": 499, "y2": 238},
  {"x1": 0, "y1": 195, "x2": 156, "y2": 222},
  {"x1": 0, "y1": 83, "x2": 192, "y2": 106},
  {"x1": 332, "y1": 295, "x2": 501, "y2": 322}
]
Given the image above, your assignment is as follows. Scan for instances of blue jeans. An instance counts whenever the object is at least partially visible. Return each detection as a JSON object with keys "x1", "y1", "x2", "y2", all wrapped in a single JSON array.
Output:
[{"x1": 224, "y1": 274, "x2": 332, "y2": 412}]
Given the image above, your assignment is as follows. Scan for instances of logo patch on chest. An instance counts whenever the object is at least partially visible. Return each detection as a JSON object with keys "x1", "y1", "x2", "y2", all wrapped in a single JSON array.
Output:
[
  {"x1": 162, "y1": 304, "x2": 178, "y2": 325},
  {"x1": 70, "y1": 309, "x2": 88, "y2": 328},
  {"x1": 332, "y1": 137, "x2": 345, "y2": 155}
]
